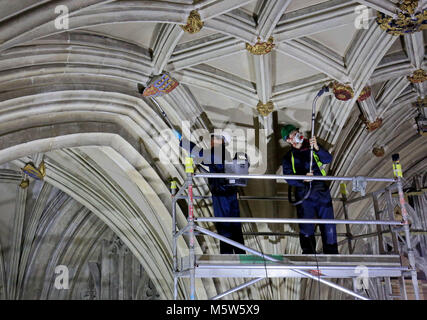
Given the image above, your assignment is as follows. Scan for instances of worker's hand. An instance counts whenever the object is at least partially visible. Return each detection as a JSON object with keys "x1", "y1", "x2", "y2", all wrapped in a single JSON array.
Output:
[
  {"x1": 172, "y1": 129, "x2": 182, "y2": 141},
  {"x1": 309, "y1": 136, "x2": 319, "y2": 151},
  {"x1": 304, "y1": 172, "x2": 313, "y2": 182}
]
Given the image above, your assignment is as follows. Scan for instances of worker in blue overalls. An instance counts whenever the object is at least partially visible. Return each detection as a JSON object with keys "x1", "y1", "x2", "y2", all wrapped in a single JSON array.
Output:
[
  {"x1": 281, "y1": 124, "x2": 338, "y2": 254},
  {"x1": 173, "y1": 129, "x2": 245, "y2": 254}
]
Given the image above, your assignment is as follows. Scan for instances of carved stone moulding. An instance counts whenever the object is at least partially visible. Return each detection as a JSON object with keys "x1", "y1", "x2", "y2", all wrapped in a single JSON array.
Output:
[
  {"x1": 372, "y1": 146, "x2": 385, "y2": 157},
  {"x1": 357, "y1": 86, "x2": 372, "y2": 102},
  {"x1": 332, "y1": 82, "x2": 354, "y2": 101},
  {"x1": 407, "y1": 69, "x2": 427, "y2": 83},
  {"x1": 256, "y1": 100, "x2": 274, "y2": 116},
  {"x1": 180, "y1": 10, "x2": 204, "y2": 34},
  {"x1": 246, "y1": 37, "x2": 275, "y2": 55}
]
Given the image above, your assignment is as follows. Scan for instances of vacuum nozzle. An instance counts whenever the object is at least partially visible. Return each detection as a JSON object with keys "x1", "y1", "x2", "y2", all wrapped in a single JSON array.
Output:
[{"x1": 316, "y1": 85, "x2": 330, "y2": 97}]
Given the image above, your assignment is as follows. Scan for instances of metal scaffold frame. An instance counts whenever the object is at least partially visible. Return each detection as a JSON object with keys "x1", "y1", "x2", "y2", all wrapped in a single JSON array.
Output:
[{"x1": 170, "y1": 157, "x2": 422, "y2": 301}]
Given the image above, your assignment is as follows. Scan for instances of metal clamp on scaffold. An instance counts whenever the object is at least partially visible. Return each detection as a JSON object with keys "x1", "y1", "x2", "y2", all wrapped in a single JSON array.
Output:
[
  {"x1": 392, "y1": 153, "x2": 403, "y2": 178},
  {"x1": 340, "y1": 183, "x2": 347, "y2": 197},
  {"x1": 170, "y1": 180, "x2": 177, "y2": 196},
  {"x1": 185, "y1": 156, "x2": 194, "y2": 174},
  {"x1": 352, "y1": 176, "x2": 367, "y2": 196}
]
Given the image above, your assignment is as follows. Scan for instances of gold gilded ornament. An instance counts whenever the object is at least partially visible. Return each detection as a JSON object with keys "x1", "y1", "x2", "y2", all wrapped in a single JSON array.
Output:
[
  {"x1": 180, "y1": 10, "x2": 203, "y2": 34},
  {"x1": 365, "y1": 118, "x2": 383, "y2": 132},
  {"x1": 21, "y1": 161, "x2": 46, "y2": 181},
  {"x1": 246, "y1": 37, "x2": 275, "y2": 55},
  {"x1": 398, "y1": 0, "x2": 419, "y2": 15},
  {"x1": 407, "y1": 69, "x2": 427, "y2": 83},
  {"x1": 256, "y1": 101, "x2": 274, "y2": 116},
  {"x1": 376, "y1": 4, "x2": 427, "y2": 36},
  {"x1": 357, "y1": 86, "x2": 372, "y2": 102},
  {"x1": 332, "y1": 82, "x2": 354, "y2": 101},
  {"x1": 414, "y1": 96, "x2": 427, "y2": 107},
  {"x1": 372, "y1": 146, "x2": 385, "y2": 157},
  {"x1": 19, "y1": 179, "x2": 29, "y2": 189}
]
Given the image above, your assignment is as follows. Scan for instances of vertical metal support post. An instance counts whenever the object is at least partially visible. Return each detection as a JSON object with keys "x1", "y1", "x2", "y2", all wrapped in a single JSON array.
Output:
[
  {"x1": 385, "y1": 187, "x2": 399, "y2": 254},
  {"x1": 171, "y1": 180, "x2": 178, "y2": 300},
  {"x1": 372, "y1": 194, "x2": 385, "y2": 254},
  {"x1": 413, "y1": 175, "x2": 427, "y2": 257},
  {"x1": 352, "y1": 278, "x2": 362, "y2": 300},
  {"x1": 185, "y1": 157, "x2": 196, "y2": 300},
  {"x1": 392, "y1": 153, "x2": 420, "y2": 300},
  {"x1": 340, "y1": 183, "x2": 353, "y2": 253},
  {"x1": 380, "y1": 278, "x2": 388, "y2": 300},
  {"x1": 399, "y1": 275, "x2": 408, "y2": 300},
  {"x1": 384, "y1": 277, "x2": 393, "y2": 300}
]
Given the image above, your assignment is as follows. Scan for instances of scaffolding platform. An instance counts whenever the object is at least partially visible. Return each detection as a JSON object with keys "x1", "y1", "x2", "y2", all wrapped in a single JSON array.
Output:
[
  {"x1": 179, "y1": 254, "x2": 409, "y2": 278},
  {"x1": 172, "y1": 160, "x2": 421, "y2": 300}
]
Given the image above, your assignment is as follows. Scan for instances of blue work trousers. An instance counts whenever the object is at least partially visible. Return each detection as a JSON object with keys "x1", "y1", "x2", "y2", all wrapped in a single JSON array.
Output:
[
  {"x1": 212, "y1": 193, "x2": 245, "y2": 254},
  {"x1": 296, "y1": 185, "x2": 337, "y2": 245}
]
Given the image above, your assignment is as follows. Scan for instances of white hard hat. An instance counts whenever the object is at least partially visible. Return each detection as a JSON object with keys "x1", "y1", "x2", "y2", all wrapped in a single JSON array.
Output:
[{"x1": 210, "y1": 131, "x2": 231, "y2": 145}]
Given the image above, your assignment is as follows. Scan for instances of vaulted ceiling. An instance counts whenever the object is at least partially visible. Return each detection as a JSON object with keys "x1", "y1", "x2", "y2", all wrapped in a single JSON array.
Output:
[{"x1": 0, "y1": 0, "x2": 426, "y2": 300}]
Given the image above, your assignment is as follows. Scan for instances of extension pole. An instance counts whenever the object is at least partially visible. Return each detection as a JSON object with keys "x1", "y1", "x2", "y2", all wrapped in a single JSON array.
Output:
[
  {"x1": 150, "y1": 97, "x2": 175, "y2": 129},
  {"x1": 392, "y1": 153, "x2": 420, "y2": 300},
  {"x1": 309, "y1": 94, "x2": 318, "y2": 173},
  {"x1": 309, "y1": 85, "x2": 330, "y2": 173}
]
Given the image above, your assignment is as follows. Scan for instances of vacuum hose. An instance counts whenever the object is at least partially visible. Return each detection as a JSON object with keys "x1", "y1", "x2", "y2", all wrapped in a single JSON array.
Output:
[{"x1": 288, "y1": 85, "x2": 330, "y2": 206}]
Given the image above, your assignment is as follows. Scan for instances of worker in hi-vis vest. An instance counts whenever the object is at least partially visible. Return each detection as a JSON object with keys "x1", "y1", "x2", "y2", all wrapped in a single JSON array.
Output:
[
  {"x1": 281, "y1": 124, "x2": 338, "y2": 254},
  {"x1": 173, "y1": 129, "x2": 245, "y2": 254}
]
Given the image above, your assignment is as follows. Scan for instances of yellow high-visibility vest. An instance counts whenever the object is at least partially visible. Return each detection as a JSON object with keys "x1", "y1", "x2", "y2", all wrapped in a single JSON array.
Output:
[{"x1": 291, "y1": 151, "x2": 326, "y2": 176}]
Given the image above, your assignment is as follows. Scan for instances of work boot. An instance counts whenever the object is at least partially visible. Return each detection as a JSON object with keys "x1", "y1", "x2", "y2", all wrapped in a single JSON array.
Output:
[
  {"x1": 323, "y1": 243, "x2": 338, "y2": 254},
  {"x1": 299, "y1": 234, "x2": 316, "y2": 254}
]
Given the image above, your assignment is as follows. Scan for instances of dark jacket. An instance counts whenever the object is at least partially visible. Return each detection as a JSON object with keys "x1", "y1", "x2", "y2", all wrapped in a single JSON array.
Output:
[
  {"x1": 282, "y1": 139, "x2": 333, "y2": 189},
  {"x1": 180, "y1": 138, "x2": 237, "y2": 196}
]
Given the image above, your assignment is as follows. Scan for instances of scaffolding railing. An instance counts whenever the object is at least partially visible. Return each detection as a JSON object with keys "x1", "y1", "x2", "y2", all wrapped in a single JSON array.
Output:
[{"x1": 171, "y1": 155, "x2": 421, "y2": 301}]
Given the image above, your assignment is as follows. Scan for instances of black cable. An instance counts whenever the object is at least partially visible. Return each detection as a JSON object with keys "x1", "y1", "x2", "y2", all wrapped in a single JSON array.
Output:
[
  {"x1": 252, "y1": 226, "x2": 274, "y2": 300},
  {"x1": 308, "y1": 232, "x2": 321, "y2": 300}
]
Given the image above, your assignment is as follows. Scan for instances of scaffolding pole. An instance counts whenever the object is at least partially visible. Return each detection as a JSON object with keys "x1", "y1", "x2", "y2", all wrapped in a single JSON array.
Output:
[
  {"x1": 393, "y1": 154, "x2": 420, "y2": 300},
  {"x1": 194, "y1": 217, "x2": 403, "y2": 226},
  {"x1": 210, "y1": 277, "x2": 264, "y2": 300},
  {"x1": 195, "y1": 226, "x2": 369, "y2": 300},
  {"x1": 339, "y1": 183, "x2": 354, "y2": 254},
  {"x1": 194, "y1": 173, "x2": 395, "y2": 183}
]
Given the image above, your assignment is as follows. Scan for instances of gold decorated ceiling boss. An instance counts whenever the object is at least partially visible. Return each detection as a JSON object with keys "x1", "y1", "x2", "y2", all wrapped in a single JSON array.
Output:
[
  {"x1": 246, "y1": 37, "x2": 275, "y2": 55},
  {"x1": 376, "y1": 0, "x2": 426, "y2": 36},
  {"x1": 332, "y1": 82, "x2": 354, "y2": 101},
  {"x1": 257, "y1": 101, "x2": 274, "y2": 117},
  {"x1": 180, "y1": 10, "x2": 203, "y2": 34},
  {"x1": 407, "y1": 69, "x2": 427, "y2": 83}
]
